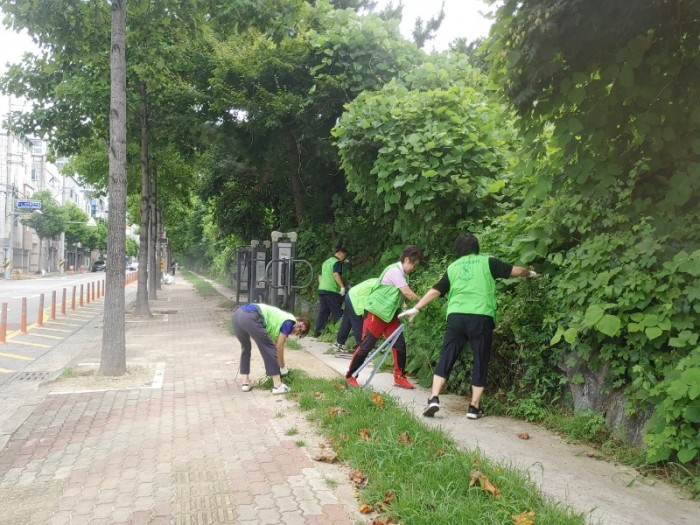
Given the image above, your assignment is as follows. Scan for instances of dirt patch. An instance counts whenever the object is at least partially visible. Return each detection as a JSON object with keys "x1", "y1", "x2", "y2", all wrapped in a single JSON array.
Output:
[{"x1": 47, "y1": 364, "x2": 155, "y2": 392}]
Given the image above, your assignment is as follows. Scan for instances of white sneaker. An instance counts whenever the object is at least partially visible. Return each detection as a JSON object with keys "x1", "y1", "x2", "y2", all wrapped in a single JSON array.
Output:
[
  {"x1": 279, "y1": 366, "x2": 289, "y2": 376},
  {"x1": 240, "y1": 383, "x2": 252, "y2": 392},
  {"x1": 271, "y1": 383, "x2": 291, "y2": 395}
]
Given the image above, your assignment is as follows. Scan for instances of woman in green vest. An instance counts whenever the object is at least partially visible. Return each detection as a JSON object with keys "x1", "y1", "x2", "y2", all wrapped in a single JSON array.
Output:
[
  {"x1": 399, "y1": 233, "x2": 538, "y2": 419},
  {"x1": 345, "y1": 246, "x2": 423, "y2": 389},
  {"x1": 313, "y1": 246, "x2": 348, "y2": 337},
  {"x1": 331, "y1": 277, "x2": 378, "y2": 355},
  {"x1": 232, "y1": 303, "x2": 311, "y2": 394}
]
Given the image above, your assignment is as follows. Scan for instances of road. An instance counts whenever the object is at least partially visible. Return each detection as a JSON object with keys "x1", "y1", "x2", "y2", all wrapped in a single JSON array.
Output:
[{"x1": 0, "y1": 272, "x2": 110, "y2": 386}]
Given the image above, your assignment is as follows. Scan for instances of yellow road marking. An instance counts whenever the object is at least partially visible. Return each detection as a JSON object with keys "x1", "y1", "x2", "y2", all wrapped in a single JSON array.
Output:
[
  {"x1": 6, "y1": 340, "x2": 51, "y2": 348},
  {"x1": 26, "y1": 333, "x2": 63, "y2": 340},
  {"x1": 0, "y1": 368, "x2": 16, "y2": 374},
  {"x1": 33, "y1": 327, "x2": 72, "y2": 333},
  {"x1": 0, "y1": 352, "x2": 33, "y2": 361}
]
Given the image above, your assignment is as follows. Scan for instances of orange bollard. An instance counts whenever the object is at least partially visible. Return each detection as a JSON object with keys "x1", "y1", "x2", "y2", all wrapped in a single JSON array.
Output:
[
  {"x1": 61, "y1": 288, "x2": 66, "y2": 316},
  {"x1": 92, "y1": 281, "x2": 96, "y2": 301},
  {"x1": 38, "y1": 293, "x2": 44, "y2": 327},
  {"x1": 51, "y1": 290, "x2": 56, "y2": 320},
  {"x1": 80, "y1": 284, "x2": 84, "y2": 307},
  {"x1": 71, "y1": 286, "x2": 76, "y2": 311},
  {"x1": 0, "y1": 302, "x2": 7, "y2": 344},
  {"x1": 20, "y1": 297, "x2": 27, "y2": 333},
  {"x1": 86, "y1": 282, "x2": 91, "y2": 304}
]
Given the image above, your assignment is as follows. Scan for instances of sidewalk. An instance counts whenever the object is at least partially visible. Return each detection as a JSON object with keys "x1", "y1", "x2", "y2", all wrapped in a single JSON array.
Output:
[
  {"x1": 0, "y1": 277, "x2": 697, "y2": 525},
  {"x1": 0, "y1": 279, "x2": 362, "y2": 525}
]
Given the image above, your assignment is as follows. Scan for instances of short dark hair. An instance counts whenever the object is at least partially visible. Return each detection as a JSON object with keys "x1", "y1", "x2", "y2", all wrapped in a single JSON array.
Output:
[
  {"x1": 454, "y1": 233, "x2": 480, "y2": 257},
  {"x1": 295, "y1": 316, "x2": 311, "y2": 337},
  {"x1": 400, "y1": 245, "x2": 423, "y2": 264},
  {"x1": 335, "y1": 245, "x2": 348, "y2": 255}
]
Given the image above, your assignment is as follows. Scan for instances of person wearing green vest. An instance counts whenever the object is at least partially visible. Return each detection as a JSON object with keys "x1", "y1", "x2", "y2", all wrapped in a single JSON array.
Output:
[
  {"x1": 345, "y1": 245, "x2": 424, "y2": 389},
  {"x1": 232, "y1": 303, "x2": 311, "y2": 394},
  {"x1": 399, "y1": 233, "x2": 538, "y2": 419},
  {"x1": 331, "y1": 277, "x2": 378, "y2": 356},
  {"x1": 313, "y1": 246, "x2": 349, "y2": 337}
]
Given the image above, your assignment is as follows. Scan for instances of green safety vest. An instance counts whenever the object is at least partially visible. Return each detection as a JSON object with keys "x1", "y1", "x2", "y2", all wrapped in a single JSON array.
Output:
[
  {"x1": 446, "y1": 255, "x2": 497, "y2": 318},
  {"x1": 348, "y1": 278, "x2": 378, "y2": 316},
  {"x1": 258, "y1": 303, "x2": 296, "y2": 341},
  {"x1": 319, "y1": 256, "x2": 341, "y2": 293},
  {"x1": 365, "y1": 263, "x2": 404, "y2": 323}
]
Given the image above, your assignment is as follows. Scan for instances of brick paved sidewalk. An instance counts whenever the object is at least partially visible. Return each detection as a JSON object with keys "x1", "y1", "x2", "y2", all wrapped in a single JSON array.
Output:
[{"x1": 0, "y1": 280, "x2": 362, "y2": 525}]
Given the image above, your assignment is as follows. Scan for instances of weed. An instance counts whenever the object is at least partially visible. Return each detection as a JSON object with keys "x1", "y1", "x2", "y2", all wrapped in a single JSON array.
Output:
[{"x1": 285, "y1": 427, "x2": 299, "y2": 436}]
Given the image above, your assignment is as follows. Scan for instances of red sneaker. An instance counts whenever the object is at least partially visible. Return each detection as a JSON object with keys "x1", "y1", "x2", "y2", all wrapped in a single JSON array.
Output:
[
  {"x1": 394, "y1": 374, "x2": 414, "y2": 389},
  {"x1": 346, "y1": 376, "x2": 360, "y2": 388}
]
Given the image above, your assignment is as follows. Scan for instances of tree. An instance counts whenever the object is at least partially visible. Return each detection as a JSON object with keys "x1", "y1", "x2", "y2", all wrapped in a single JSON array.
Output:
[
  {"x1": 20, "y1": 190, "x2": 67, "y2": 272},
  {"x1": 100, "y1": 0, "x2": 127, "y2": 377}
]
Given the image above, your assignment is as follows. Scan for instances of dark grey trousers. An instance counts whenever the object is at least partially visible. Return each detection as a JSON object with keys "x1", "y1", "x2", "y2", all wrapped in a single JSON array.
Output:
[{"x1": 231, "y1": 307, "x2": 280, "y2": 376}]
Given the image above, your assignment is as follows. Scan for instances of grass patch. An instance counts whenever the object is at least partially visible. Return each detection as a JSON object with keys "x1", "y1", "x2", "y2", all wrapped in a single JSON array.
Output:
[
  {"x1": 218, "y1": 298, "x2": 236, "y2": 309},
  {"x1": 285, "y1": 427, "x2": 299, "y2": 436},
  {"x1": 180, "y1": 270, "x2": 222, "y2": 298},
  {"x1": 286, "y1": 373, "x2": 585, "y2": 524}
]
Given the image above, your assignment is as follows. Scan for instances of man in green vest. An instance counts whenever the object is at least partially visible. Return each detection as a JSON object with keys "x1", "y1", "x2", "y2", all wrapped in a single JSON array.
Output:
[
  {"x1": 232, "y1": 303, "x2": 311, "y2": 394},
  {"x1": 331, "y1": 277, "x2": 378, "y2": 356},
  {"x1": 314, "y1": 246, "x2": 348, "y2": 337},
  {"x1": 399, "y1": 233, "x2": 538, "y2": 419},
  {"x1": 345, "y1": 245, "x2": 423, "y2": 389}
]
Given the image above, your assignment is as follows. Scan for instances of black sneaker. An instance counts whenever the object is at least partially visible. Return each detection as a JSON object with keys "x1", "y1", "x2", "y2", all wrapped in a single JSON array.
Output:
[
  {"x1": 467, "y1": 404, "x2": 484, "y2": 420},
  {"x1": 423, "y1": 396, "x2": 440, "y2": 417}
]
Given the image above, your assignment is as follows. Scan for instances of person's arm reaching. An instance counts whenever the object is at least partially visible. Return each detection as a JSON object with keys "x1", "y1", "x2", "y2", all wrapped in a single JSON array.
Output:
[{"x1": 510, "y1": 266, "x2": 539, "y2": 278}]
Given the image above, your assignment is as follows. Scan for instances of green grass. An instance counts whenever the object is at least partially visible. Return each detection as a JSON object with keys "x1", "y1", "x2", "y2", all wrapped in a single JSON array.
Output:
[
  {"x1": 180, "y1": 269, "x2": 223, "y2": 298},
  {"x1": 285, "y1": 427, "x2": 299, "y2": 436},
  {"x1": 285, "y1": 372, "x2": 585, "y2": 525}
]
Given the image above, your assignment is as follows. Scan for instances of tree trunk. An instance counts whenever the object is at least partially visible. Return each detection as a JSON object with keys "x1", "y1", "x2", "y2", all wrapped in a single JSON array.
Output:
[
  {"x1": 133, "y1": 80, "x2": 152, "y2": 317},
  {"x1": 148, "y1": 169, "x2": 158, "y2": 299},
  {"x1": 100, "y1": 0, "x2": 127, "y2": 377}
]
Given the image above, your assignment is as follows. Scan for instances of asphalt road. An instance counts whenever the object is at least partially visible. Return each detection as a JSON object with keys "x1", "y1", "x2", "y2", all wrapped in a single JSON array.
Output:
[{"x1": 0, "y1": 272, "x2": 109, "y2": 385}]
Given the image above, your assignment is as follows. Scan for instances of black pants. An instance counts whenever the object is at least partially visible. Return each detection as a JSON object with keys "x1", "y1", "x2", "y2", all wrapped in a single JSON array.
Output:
[
  {"x1": 314, "y1": 292, "x2": 343, "y2": 337},
  {"x1": 434, "y1": 313, "x2": 494, "y2": 387},
  {"x1": 336, "y1": 294, "x2": 363, "y2": 346}
]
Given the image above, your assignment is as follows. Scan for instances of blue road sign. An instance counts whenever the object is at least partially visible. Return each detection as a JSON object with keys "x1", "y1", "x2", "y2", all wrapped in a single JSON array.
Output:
[{"x1": 16, "y1": 200, "x2": 42, "y2": 210}]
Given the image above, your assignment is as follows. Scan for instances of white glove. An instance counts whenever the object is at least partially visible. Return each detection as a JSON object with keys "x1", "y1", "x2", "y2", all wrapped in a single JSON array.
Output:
[
  {"x1": 529, "y1": 270, "x2": 539, "y2": 278},
  {"x1": 340, "y1": 287, "x2": 346, "y2": 296},
  {"x1": 398, "y1": 307, "x2": 420, "y2": 322}
]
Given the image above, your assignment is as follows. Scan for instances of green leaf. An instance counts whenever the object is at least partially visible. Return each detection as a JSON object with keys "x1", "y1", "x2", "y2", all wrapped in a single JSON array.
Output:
[
  {"x1": 677, "y1": 447, "x2": 697, "y2": 463},
  {"x1": 550, "y1": 326, "x2": 565, "y2": 345},
  {"x1": 583, "y1": 305, "x2": 605, "y2": 327},
  {"x1": 644, "y1": 326, "x2": 663, "y2": 340},
  {"x1": 564, "y1": 327, "x2": 578, "y2": 344},
  {"x1": 595, "y1": 314, "x2": 621, "y2": 337}
]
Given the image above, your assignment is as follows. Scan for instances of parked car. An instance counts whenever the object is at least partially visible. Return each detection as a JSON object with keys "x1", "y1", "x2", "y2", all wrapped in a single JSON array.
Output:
[
  {"x1": 91, "y1": 260, "x2": 106, "y2": 272},
  {"x1": 126, "y1": 261, "x2": 139, "y2": 271}
]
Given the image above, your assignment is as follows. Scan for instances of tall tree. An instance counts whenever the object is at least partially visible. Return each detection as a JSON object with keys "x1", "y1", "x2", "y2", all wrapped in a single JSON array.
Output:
[{"x1": 101, "y1": 0, "x2": 127, "y2": 376}]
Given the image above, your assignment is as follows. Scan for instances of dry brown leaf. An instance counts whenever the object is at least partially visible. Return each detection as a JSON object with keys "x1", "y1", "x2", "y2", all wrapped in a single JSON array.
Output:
[
  {"x1": 328, "y1": 406, "x2": 344, "y2": 417},
  {"x1": 383, "y1": 491, "x2": 395, "y2": 505},
  {"x1": 517, "y1": 432, "x2": 530, "y2": 440},
  {"x1": 397, "y1": 432, "x2": 413, "y2": 445},
  {"x1": 371, "y1": 518, "x2": 397, "y2": 525},
  {"x1": 371, "y1": 392, "x2": 386, "y2": 408},
  {"x1": 469, "y1": 470, "x2": 502, "y2": 499},
  {"x1": 312, "y1": 449, "x2": 338, "y2": 463},
  {"x1": 349, "y1": 469, "x2": 368, "y2": 487},
  {"x1": 513, "y1": 510, "x2": 536, "y2": 525},
  {"x1": 359, "y1": 503, "x2": 374, "y2": 514},
  {"x1": 333, "y1": 381, "x2": 346, "y2": 391},
  {"x1": 339, "y1": 433, "x2": 349, "y2": 442},
  {"x1": 318, "y1": 442, "x2": 326, "y2": 449},
  {"x1": 313, "y1": 390, "x2": 323, "y2": 398},
  {"x1": 359, "y1": 428, "x2": 372, "y2": 441}
]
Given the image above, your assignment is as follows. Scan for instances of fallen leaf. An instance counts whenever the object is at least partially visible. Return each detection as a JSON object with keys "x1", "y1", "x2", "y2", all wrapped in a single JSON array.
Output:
[
  {"x1": 333, "y1": 381, "x2": 346, "y2": 391},
  {"x1": 371, "y1": 393, "x2": 385, "y2": 408},
  {"x1": 313, "y1": 391, "x2": 323, "y2": 398},
  {"x1": 517, "y1": 433, "x2": 530, "y2": 440},
  {"x1": 383, "y1": 491, "x2": 395, "y2": 505},
  {"x1": 397, "y1": 432, "x2": 413, "y2": 445},
  {"x1": 469, "y1": 470, "x2": 501, "y2": 499},
  {"x1": 359, "y1": 428, "x2": 372, "y2": 441},
  {"x1": 312, "y1": 449, "x2": 338, "y2": 463},
  {"x1": 349, "y1": 469, "x2": 368, "y2": 487},
  {"x1": 371, "y1": 518, "x2": 397, "y2": 525},
  {"x1": 512, "y1": 510, "x2": 536, "y2": 525},
  {"x1": 328, "y1": 406, "x2": 344, "y2": 417},
  {"x1": 359, "y1": 503, "x2": 374, "y2": 514}
]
